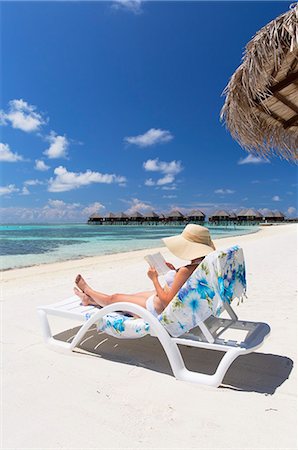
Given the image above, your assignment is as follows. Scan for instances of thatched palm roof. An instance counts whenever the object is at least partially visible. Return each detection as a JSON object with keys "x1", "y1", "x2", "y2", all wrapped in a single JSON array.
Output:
[
  {"x1": 89, "y1": 213, "x2": 102, "y2": 219},
  {"x1": 166, "y1": 210, "x2": 184, "y2": 218},
  {"x1": 237, "y1": 209, "x2": 248, "y2": 216},
  {"x1": 228, "y1": 212, "x2": 237, "y2": 218},
  {"x1": 273, "y1": 210, "x2": 285, "y2": 218},
  {"x1": 187, "y1": 209, "x2": 205, "y2": 218},
  {"x1": 129, "y1": 211, "x2": 144, "y2": 218},
  {"x1": 144, "y1": 211, "x2": 159, "y2": 218},
  {"x1": 242, "y1": 208, "x2": 263, "y2": 218},
  {"x1": 221, "y1": 5, "x2": 298, "y2": 162},
  {"x1": 106, "y1": 212, "x2": 116, "y2": 218},
  {"x1": 111, "y1": 212, "x2": 128, "y2": 219},
  {"x1": 210, "y1": 210, "x2": 230, "y2": 217}
]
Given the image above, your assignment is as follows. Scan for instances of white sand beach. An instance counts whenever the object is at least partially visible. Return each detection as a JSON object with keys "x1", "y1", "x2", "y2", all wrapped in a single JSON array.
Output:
[{"x1": 2, "y1": 223, "x2": 297, "y2": 449}]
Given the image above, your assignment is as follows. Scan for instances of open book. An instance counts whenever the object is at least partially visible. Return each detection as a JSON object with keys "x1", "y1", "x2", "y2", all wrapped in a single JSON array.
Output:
[{"x1": 144, "y1": 252, "x2": 169, "y2": 276}]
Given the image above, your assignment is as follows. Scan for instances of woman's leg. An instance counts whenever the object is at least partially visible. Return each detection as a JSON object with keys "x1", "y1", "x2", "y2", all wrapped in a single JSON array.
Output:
[{"x1": 75, "y1": 274, "x2": 155, "y2": 308}]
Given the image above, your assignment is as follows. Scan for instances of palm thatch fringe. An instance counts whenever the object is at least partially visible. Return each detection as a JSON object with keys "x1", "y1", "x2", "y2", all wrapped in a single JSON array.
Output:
[{"x1": 221, "y1": 5, "x2": 298, "y2": 162}]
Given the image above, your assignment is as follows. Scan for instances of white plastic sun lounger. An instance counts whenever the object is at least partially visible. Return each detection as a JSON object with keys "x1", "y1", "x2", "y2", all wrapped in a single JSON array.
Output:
[{"x1": 38, "y1": 246, "x2": 270, "y2": 387}]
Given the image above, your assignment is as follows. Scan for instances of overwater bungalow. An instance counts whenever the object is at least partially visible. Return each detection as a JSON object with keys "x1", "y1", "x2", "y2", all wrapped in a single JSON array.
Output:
[
  {"x1": 209, "y1": 210, "x2": 230, "y2": 223},
  {"x1": 128, "y1": 211, "x2": 144, "y2": 223},
  {"x1": 262, "y1": 210, "x2": 285, "y2": 222},
  {"x1": 273, "y1": 211, "x2": 285, "y2": 222},
  {"x1": 101, "y1": 212, "x2": 129, "y2": 225},
  {"x1": 228, "y1": 212, "x2": 238, "y2": 223},
  {"x1": 165, "y1": 210, "x2": 185, "y2": 223},
  {"x1": 237, "y1": 208, "x2": 263, "y2": 223},
  {"x1": 87, "y1": 213, "x2": 103, "y2": 224},
  {"x1": 186, "y1": 209, "x2": 205, "y2": 223},
  {"x1": 143, "y1": 211, "x2": 160, "y2": 223}
]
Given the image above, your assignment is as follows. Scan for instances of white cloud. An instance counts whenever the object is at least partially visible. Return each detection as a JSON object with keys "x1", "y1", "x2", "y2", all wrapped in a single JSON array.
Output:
[
  {"x1": 125, "y1": 128, "x2": 173, "y2": 147},
  {"x1": 0, "y1": 184, "x2": 19, "y2": 196},
  {"x1": 214, "y1": 188, "x2": 235, "y2": 194},
  {"x1": 156, "y1": 174, "x2": 175, "y2": 186},
  {"x1": 24, "y1": 179, "x2": 43, "y2": 186},
  {"x1": 272, "y1": 195, "x2": 281, "y2": 201},
  {"x1": 143, "y1": 158, "x2": 182, "y2": 175},
  {"x1": 111, "y1": 0, "x2": 143, "y2": 15},
  {"x1": 35, "y1": 159, "x2": 50, "y2": 171},
  {"x1": 287, "y1": 206, "x2": 296, "y2": 216},
  {"x1": 144, "y1": 178, "x2": 155, "y2": 186},
  {"x1": 161, "y1": 185, "x2": 177, "y2": 191},
  {"x1": 143, "y1": 158, "x2": 182, "y2": 187},
  {"x1": 0, "y1": 200, "x2": 106, "y2": 223},
  {"x1": 20, "y1": 186, "x2": 30, "y2": 196},
  {"x1": 44, "y1": 132, "x2": 69, "y2": 159},
  {"x1": 82, "y1": 202, "x2": 105, "y2": 216},
  {"x1": 251, "y1": 180, "x2": 260, "y2": 184},
  {"x1": 238, "y1": 154, "x2": 270, "y2": 165},
  {"x1": 48, "y1": 166, "x2": 127, "y2": 192},
  {"x1": 123, "y1": 198, "x2": 153, "y2": 214},
  {"x1": 0, "y1": 99, "x2": 46, "y2": 132},
  {"x1": 0, "y1": 142, "x2": 24, "y2": 162},
  {"x1": 163, "y1": 195, "x2": 177, "y2": 199}
]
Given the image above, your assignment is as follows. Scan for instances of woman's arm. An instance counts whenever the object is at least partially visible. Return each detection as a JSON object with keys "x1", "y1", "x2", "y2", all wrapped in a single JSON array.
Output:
[{"x1": 147, "y1": 266, "x2": 194, "y2": 308}]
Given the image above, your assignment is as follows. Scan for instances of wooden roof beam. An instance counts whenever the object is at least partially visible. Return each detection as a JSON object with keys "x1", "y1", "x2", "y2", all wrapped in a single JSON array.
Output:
[
  {"x1": 270, "y1": 71, "x2": 298, "y2": 93},
  {"x1": 284, "y1": 114, "x2": 298, "y2": 129},
  {"x1": 273, "y1": 92, "x2": 298, "y2": 115}
]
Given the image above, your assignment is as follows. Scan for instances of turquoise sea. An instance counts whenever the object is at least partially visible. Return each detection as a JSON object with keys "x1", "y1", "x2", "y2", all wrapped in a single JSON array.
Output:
[{"x1": 0, "y1": 223, "x2": 259, "y2": 271}]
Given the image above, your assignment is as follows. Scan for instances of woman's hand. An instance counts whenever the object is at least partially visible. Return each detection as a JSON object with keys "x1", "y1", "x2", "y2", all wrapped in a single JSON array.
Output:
[
  {"x1": 147, "y1": 267, "x2": 158, "y2": 280},
  {"x1": 165, "y1": 262, "x2": 176, "y2": 271}
]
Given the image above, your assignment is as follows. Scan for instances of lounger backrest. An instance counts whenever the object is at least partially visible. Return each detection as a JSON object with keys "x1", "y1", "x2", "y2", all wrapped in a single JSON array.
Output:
[{"x1": 158, "y1": 245, "x2": 246, "y2": 337}]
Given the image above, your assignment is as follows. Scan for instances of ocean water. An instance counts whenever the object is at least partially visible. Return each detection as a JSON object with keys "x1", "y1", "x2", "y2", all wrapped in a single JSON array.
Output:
[{"x1": 0, "y1": 223, "x2": 258, "y2": 271}]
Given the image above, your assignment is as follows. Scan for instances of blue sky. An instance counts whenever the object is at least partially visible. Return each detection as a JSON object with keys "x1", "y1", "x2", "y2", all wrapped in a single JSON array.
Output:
[{"x1": 0, "y1": 0, "x2": 297, "y2": 223}]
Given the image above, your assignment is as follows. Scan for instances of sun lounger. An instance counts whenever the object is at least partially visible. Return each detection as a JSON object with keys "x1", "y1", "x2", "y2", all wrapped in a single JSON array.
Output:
[{"x1": 37, "y1": 245, "x2": 270, "y2": 387}]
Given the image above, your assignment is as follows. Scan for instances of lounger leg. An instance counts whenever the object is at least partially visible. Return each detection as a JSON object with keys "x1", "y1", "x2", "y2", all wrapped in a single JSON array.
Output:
[
  {"x1": 37, "y1": 309, "x2": 74, "y2": 352},
  {"x1": 173, "y1": 348, "x2": 242, "y2": 387}
]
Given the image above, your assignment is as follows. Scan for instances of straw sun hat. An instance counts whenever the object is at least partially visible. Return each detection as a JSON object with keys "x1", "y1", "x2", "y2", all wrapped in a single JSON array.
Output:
[{"x1": 162, "y1": 224, "x2": 215, "y2": 261}]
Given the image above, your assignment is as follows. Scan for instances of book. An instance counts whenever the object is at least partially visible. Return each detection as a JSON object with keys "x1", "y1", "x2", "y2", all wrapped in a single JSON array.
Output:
[{"x1": 144, "y1": 252, "x2": 170, "y2": 276}]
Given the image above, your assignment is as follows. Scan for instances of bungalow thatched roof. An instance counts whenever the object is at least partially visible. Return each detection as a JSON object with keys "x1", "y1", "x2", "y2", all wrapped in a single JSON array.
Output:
[
  {"x1": 144, "y1": 211, "x2": 160, "y2": 218},
  {"x1": 112, "y1": 212, "x2": 128, "y2": 219},
  {"x1": 273, "y1": 210, "x2": 285, "y2": 218},
  {"x1": 129, "y1": 211, "x2": 144, "y2": 218},
  {"x1": 210, "y1": 210, "x2": 230, "y2": 217},
  {"x1": 237, "y1": 209, "x2": 248, "y2": 216},
  {"x1": 221, "y1": 5, "x2": 298, "y2": 162},
  {"x1": 242, "y1": 208, "x2": 263, "y2": 218},
  {"x1": 187, "y1": 209, "x2": 205, "y2": 218},
  {"x1": 89, "y1": 213, "x2": 102, "y2": 219},
  {"x1": 166, "y1": 210, "x2": 184, "y2": 218}
]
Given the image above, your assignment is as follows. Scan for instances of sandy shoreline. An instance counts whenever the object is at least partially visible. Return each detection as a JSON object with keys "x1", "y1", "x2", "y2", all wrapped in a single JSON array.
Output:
[{"x1": 2, "y1": 223, "x2": 297, "y2": 449}]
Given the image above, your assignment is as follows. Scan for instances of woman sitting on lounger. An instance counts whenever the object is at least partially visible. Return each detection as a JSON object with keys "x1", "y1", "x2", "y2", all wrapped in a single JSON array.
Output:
[{"x1": 74, "y1": 224, "x2": 216, "y2": 318}]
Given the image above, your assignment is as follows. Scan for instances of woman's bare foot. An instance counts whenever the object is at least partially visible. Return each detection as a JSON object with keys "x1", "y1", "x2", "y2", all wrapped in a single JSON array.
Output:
[
  {"x1": 75, "y1": 274, "x2": 90, "y2": 293},
  {"x1": 74, "y1": 287, "x2": 97, "y2": 307}
]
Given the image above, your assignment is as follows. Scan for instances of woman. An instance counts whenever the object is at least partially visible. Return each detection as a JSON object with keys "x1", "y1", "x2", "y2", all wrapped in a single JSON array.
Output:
[{"x1": 74, "y1": 224, "x2": 215, "y2": 317}]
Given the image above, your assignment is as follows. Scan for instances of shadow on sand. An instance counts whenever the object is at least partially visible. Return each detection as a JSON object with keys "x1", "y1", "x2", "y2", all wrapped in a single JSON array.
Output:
[{"x1": 55, "y1": 326, "x2": 293, "y2": 395}]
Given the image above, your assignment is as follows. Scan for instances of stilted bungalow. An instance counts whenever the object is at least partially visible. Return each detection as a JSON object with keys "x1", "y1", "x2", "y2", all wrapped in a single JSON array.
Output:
[
  {"x1": 228, "y1": 212, "x2": 238, "y2": 224},
  {"x1": 102, "y1": 212, "x2": 117, "y2": 224},
  {"x1": 113, "y1": 212, "x2": 129, "y2": 225},
  {"x1": 87, "y1": 213, "x2": 103, "y2": 224},
  {"x1": 143, "y1": 211, "x2": 160, "y2": 224},
  {"x1": 209, "y1": 210, "x2": 230, "y2": 223},
  {"x1": 237, "y1": 209, "x2": 263, "y2": 224},
  {"x1": 128, "y1": 211, "x2": 144, "y2": 223},
  {"x1": 165, "y1": 210, "x2": 185, "y2": 224},
  {"x1": 186, "y1": 209, "x2": 205, "y2": 223},
  {"x1": 262, "y1": 210, "x2": 285, "y2": 222},
  {"x1": 273, "y1": 211, "x2": 285, "y2": 222}
]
